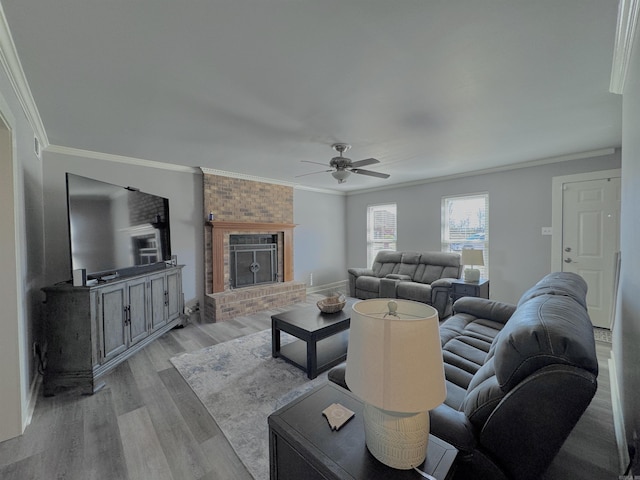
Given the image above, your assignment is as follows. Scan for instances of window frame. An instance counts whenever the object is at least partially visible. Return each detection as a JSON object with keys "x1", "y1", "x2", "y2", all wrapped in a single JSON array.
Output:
[
  {"x1": 366, "y1": 203, "x2": 397, "y2": 267},
  {"x1": 441, "y1": 193, "x2": 489, "y2": 278}
]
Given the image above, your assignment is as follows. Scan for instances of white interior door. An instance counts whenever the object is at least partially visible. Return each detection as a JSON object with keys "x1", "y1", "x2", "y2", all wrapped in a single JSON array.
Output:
[{"x1": 560, "y1": 177, "x2": 620, "y2": 328}]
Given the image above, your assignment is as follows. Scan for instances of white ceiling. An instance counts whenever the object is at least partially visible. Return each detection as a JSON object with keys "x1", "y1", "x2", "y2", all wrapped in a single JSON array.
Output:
[{"x1": 2, "y1": 0, "x2": 622, "y2": 192}]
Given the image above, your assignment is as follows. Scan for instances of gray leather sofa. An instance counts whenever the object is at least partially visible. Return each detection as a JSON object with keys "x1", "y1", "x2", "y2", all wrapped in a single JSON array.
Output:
[
  {"x1": 330, "y1": 272, "x2": 598, "y2": 480},
  {"x1": 347, "y1": 250, "x2": 462, "y2": 319}
]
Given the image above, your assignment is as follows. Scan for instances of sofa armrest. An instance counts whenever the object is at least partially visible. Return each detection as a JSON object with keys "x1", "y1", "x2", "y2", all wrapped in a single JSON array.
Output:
[
  {"x1": 429, "y1": 404, "x2": 478, "y2": 454},
  {"x1": 453, "y1": 297, "x2": 516, "y2": 325},
  {"x1": 430, "y1": 277, "x2": 457, "y2": 319},
  {"x1": 347, "y1": 267, "x2": 375, "y2": 296},
  {"x1": 431, "y1": 277, "x2": 456, "y2": 288},
  {"x1": 348, "y1": 267, "x2": 375, "y2": 277}
]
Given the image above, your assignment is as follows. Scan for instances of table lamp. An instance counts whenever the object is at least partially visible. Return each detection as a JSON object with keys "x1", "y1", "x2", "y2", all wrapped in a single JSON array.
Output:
[
  {"x1": 345, "y1": 299, "x2": 446, "y2": 470},
  {"x1": 461, "y1": 248, "x2": 484, "y2": 282}
]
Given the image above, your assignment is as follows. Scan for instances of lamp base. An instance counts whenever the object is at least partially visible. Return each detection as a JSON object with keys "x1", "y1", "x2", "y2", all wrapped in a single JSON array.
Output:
[
  {"x1": 362, "y1": 403, "x2": 430, "y2": 470},
  {"x1": 464, "y1": 268, "x2": 481, "y2": 282}
]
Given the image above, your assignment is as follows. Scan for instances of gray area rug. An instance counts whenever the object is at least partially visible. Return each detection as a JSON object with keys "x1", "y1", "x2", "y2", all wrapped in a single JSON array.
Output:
[{"x1": 170, "y1": 329, "x2": 328, "y2": 480}]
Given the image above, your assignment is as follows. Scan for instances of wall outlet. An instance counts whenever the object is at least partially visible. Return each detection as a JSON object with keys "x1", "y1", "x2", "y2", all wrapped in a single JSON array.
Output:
[
  {"x1": 309, "y1": 273, "x2": 313, "y2": 287},
  {"x1": 541, "y1": 227, "x2": 553, "y2": 236}
]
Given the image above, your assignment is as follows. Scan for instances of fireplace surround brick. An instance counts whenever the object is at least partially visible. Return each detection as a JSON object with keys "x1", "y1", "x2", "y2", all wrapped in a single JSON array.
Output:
[{"x1": 202, "y1": 172, "x2": 304, "y2": 321}]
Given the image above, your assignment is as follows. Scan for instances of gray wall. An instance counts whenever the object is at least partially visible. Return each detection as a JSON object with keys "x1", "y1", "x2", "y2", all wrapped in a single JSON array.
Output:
[
  {"x1": 617, "y1": 26, "x2": 640, "y2": 472},
  {"x1": 293, "y1": 188, "x2": 347, "y2": 289},
  {"x1": 346, "y1": 152, "x2": 621, "y2": 304}
]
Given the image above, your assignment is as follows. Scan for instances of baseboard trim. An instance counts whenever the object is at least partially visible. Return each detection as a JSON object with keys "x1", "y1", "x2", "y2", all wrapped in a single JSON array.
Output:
[
  {"x1": 24, "y1": 372, "x2": 42, "y2": 431},
  {"x1": 307, "y1": 280, "x2": 348, "y2": 296},
  {"x1": 609, "y1": 353, "x2": 630, "y2": 473}
]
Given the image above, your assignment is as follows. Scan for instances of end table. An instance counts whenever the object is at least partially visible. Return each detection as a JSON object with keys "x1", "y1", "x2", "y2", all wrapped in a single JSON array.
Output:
[
  {"x1": 268, "y1": 382, "x2": 458, "y2": 480},
  {"x1": 451, "y1": 278, "x2": 489, "y2": 302}
]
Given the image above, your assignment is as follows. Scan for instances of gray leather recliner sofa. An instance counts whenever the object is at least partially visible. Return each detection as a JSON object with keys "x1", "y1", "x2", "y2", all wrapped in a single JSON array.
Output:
[
  {"x1": 347, "y1": 250, "x2": 463, "y2": 319},
  {"x1": 330, "y1": 272, "x2": 598, "y2": 480}
]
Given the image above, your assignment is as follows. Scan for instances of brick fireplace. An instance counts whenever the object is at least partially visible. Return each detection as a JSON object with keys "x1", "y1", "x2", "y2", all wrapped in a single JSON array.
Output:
[{"x1": 202, "y1": 171, "x2": 306, "y2": 321}]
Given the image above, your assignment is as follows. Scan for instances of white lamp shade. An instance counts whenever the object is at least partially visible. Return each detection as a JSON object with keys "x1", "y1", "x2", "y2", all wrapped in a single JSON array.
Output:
[
  {"x1": 345, "y1": 299, "x2": 446, "y2": 413},
  {"x1": 461, "y1": 248, "x2": 484, "y2": 266}
]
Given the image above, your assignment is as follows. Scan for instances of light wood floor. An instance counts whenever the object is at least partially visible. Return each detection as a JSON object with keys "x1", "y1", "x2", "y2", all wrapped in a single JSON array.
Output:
[{"x1": 0, "y1": 295, "x2": 620, "y2": 479}]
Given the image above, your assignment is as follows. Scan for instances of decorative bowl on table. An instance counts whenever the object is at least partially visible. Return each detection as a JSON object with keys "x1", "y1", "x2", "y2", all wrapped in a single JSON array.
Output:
[{"x1": 317, "y1": 294, "x2": 346, "y2": 314}]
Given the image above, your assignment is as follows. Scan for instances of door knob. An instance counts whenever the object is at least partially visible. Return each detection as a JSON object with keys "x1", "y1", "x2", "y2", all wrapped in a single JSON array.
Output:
[
  {"x1": 564, "y1": 258, "x2": 572, "y2": 263},
  {"x1": 564, "y1": 247, "x2": 572, "y2": 252}
]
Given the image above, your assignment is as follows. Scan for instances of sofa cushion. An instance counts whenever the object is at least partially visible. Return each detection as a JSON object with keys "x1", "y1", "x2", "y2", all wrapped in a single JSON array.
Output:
[
  {"x1": 439, "y1": 311, "x2": 503, "y2": 411},
  {"x1": 396, "y1": 281, "x2": 431, "y2": 303},
  {"x1": 494, "y1": 294, "x2": 598, "y2": 393},
  {"x1": 413, "y1": 252, "x2": 462, "y2": 284},
  {"x1": 460, "y1": 356, "x2": 504, "y2": 426},
  {"x1": 371, "y1": 250, "x2": 403, "y2": 277}
]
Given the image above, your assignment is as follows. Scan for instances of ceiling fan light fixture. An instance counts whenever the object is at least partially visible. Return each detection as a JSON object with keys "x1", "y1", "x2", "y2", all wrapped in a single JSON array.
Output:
[{"x1": 332, "y1": 169, "x2": 351, "y2": 183}]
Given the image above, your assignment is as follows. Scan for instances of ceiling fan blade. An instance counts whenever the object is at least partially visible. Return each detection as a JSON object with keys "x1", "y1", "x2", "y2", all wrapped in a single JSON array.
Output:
[
  {"x1": 349, "y1": 158, "x2": 379, "y2": 168},
  {"x1": 351, "y1": 168, "x2": 390, "y2": 179},
  {"x1": 295, "y1": 169, "x2": 332, "y2": 178},
  {"x1": 301, "y1": 160, "x2": 330, "y2": 167}
]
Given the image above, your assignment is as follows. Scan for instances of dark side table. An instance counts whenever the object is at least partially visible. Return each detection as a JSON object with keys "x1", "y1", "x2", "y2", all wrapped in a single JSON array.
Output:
[
  {"x1": 451, "y1": 278, "x2": 490, "y2": 302},
  {"x1": 271, "y1": 298, "x2": 356, "y2": 379},
  {"x1": 268, "y1": 382, "x2": 458, "y2": 480}
]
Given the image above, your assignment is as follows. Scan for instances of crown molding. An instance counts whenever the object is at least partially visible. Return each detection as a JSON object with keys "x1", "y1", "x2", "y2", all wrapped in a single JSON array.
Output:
[
  {"x1": 0, "y1": 3, "x2": 48, "y2": 146},
  {"x1": 346, "y1": 148, "x2": 617, "y2": 196},
  {"x1": 46, "y1": 144, "x2": 199, "y2": 173},
  {"x1": 294, "y1": 184, "x2": 346, "y2": 196},
  {"x1": 199, "y1": 167, "x2": 294, "y2": 186},
  {"x1": 610, "y1": 0, "x2": 640, "y2": 94},
  {"x1": 200, "y1": 167, "x2": 346, "y2": 195}
]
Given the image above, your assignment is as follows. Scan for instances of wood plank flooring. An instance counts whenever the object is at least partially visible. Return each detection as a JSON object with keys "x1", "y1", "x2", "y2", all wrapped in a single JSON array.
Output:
[{"x1": 0, "y1": 295, "x2": 620, "y2": 479}]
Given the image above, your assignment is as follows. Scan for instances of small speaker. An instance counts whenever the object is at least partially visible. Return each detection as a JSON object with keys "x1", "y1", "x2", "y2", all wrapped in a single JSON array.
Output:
[{"x1": 73, "y1": 269, "x2": 86, "y2": 286}]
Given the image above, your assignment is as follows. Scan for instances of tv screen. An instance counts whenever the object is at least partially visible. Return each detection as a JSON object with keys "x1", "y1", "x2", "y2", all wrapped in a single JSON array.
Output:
[{"x1": 66, "y1": 173, "x2": 171, "y2": 278}]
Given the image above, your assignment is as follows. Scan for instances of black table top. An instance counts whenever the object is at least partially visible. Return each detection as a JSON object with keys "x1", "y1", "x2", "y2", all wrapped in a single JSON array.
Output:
[{"x1": 271, "y1": 297, "x2": 358, "y2": 334}]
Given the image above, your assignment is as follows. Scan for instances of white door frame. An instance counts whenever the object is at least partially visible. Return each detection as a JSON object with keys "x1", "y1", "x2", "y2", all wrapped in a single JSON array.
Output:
[
  {"x1": 551, "y1": 169, "x2": 621, "y2": 272},
  {"x1": 0, "y1": 92, "x2": 27, "y2": 441}
]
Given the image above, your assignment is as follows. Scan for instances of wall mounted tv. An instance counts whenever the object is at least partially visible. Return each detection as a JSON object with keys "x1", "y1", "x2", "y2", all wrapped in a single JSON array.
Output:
[{"x1": 66, "y1": 173, "x2": 172, "y2": 279}]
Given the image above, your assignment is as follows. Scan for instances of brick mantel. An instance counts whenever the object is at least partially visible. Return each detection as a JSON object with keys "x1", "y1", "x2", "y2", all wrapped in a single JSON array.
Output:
[{"x1": 208, "y1": 221, "x2": 296, "y2": 293}]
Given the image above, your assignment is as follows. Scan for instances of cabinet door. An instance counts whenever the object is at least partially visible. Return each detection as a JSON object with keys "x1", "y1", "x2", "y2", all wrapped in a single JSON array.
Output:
[
  {"x1": 149, "y1": 273, "x2": 168, "y2": 332},
  {"x1": 127, "y1": 278, "x2": 149, "y2": 345},
  {"x1": 99, "y1": 284, "x2": 128, "y2": 362},
  {"x1": 166, "y1": 269, "x2": 182, "y2": 321}
]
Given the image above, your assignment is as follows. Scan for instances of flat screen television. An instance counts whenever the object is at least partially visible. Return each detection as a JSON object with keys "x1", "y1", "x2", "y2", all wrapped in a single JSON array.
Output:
[{"x1": 65, "y1": 173, "x2": 172, "y2": 279}]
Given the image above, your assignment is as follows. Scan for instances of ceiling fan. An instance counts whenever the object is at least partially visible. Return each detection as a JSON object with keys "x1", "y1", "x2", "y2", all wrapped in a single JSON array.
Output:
[{"x1": 297, "y1": 143, "x2": 390, "y2": 184}]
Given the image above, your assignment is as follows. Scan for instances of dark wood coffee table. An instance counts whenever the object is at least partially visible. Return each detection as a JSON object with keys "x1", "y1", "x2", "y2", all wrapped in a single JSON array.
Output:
[
  {"x1": 269, "y1": 382, "x2": 458, "y2": 480},
  {"x1": 271, "y1": 298, "x2": 356, "y2": 379}
]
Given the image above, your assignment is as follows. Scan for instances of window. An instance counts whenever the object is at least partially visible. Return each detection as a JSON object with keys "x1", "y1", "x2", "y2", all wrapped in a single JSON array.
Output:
[
  {"x1": 442, "y1": 194, "x2": 489, "y2": 278},
  {"x1": 367, "y1": 204, "x2": 397, "y2": 267}
]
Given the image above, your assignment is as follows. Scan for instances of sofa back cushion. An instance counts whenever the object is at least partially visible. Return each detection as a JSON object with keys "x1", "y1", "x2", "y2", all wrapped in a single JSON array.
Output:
[
  {"x1": 397, "y1": 252, "x2": 420, "y2": 277},
  {"x1": 371, "y1": 251, "x2": 403, "y2": 277},
  {"x1": 413, "y1": 252, "x2": 462, "y2": 284},
  {"x1": 517, "y1": 271, "x2": 588, "y2": 309}
]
